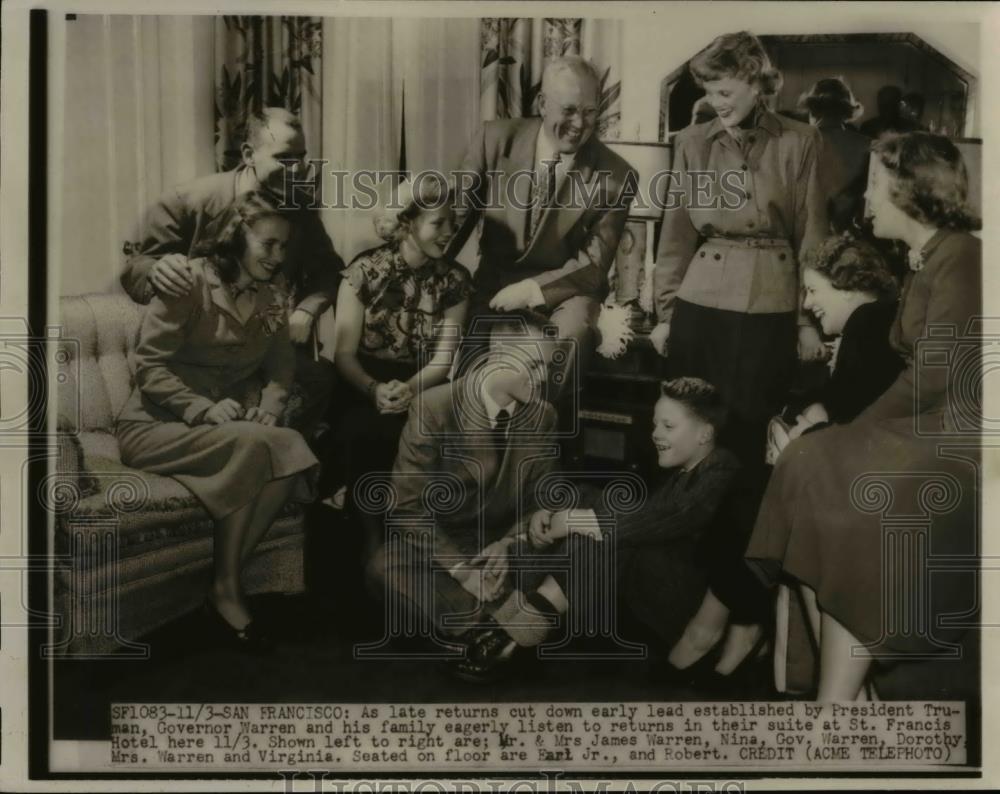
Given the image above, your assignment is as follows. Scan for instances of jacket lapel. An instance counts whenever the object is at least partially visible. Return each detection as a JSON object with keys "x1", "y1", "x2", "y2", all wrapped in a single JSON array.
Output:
[
  {"x1": 501, "y1": 119, "x2": 542, "y2": 252},
  {"x1": 204, "y1": 263, "x2": 246, "y2": 325},
  {"x1": 521, "y1": 138, "x2": 598, "y2": 262}
]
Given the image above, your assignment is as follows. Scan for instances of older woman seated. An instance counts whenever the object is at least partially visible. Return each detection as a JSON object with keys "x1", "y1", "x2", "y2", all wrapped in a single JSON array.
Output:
[
  {"x1": 747, "y1": 132, "x2": 981, "y2": 700},
  {"x1": 115, "y1": 191, "x2": 318, "y2": 651}
]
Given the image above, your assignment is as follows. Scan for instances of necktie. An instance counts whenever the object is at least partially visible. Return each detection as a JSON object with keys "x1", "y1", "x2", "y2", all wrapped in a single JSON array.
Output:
[
  {"x1": 492, "y1": 408, "x2": 511, "y2": 458},
  {"x1": 528, "y1": 154, "x2": 561, "y2": 240}
]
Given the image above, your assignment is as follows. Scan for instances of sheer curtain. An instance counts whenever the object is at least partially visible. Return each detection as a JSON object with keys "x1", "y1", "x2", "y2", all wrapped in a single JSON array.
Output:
[
  {"x1": 213, "y1": 16, "x2": 323, "y2": 171},
  {"x1": 319, "y1": 17, "x2": 480, "y2": 263},
  {"x1": 318, "y1": 18, "x2": 400, "y2": 263},
  {"x1": 479, "y1": 17, "x2": 623, "y2": 139},
  {"x1": 58, "y1": 15, "x2": 215, "y2": 297}
]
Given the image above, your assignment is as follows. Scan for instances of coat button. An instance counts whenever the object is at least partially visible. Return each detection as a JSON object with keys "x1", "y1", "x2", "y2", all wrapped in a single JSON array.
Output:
[
  {"x1": 741, "y1": 164, "x2": 748, "y2": 170},
  {"x1": 745, "y1": 192, "x2": 752, "y2": 199},
  {"x1": 714, "y1": 253, "x2": 722, "y2": 261},
  {"x1": 747, "y1": 221, "x2": 755, "y2": 228},
  {"x1": 700, "y1": 251, "x2": 706, "y2": 258},
  {"x1": 748, "y1": 135, "x2": 756, "y2": 143},
  {"x1": 779, "y1": 253, "x2": 787, "y2": 261}
]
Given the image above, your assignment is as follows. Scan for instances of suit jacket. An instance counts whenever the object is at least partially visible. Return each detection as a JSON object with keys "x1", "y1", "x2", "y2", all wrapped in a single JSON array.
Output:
[
  {"x1": 117, "y1": 258, "x2": 295, "y2": 426},
  {"x1": 391, "y1": 376, "x2": 559, "y2": 564},
  {"x1": 449, "y1": 118, "x2": 637, "y2": 308},
  {"x1": 587, "y1": 446, "x2": 741, "y2": 550},
  {"x1": 121, "y1": 168, "x2": 344, "y2": 316},
  {"x1": 653, "y1": 109, "x2": 827, "y2": 324}
]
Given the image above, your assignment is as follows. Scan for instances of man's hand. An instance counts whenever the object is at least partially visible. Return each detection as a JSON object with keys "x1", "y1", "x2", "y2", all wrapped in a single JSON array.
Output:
[
  {"x1": 288, "y1": 308, "x2": 316, "y2": 345},
  {"x1": 204, "y1": 398, "x2": 245, "y2": 425},
  {"x1": 470, "y1": 539, "x2": 512, "y2": 601},
  {"x1": 649, "y1": 321, "x2": 670, "y2": 358},
  {"x1": 450, "y1": 563, "x2": 487, "y2": 601},
  {"x1": 789, "y1": 402, "x2": 830, "y2": 441},
  {"x1": 149, "y1": 254, "x2": 195, "y2": 299},
  {"x1": 528, "y1": 508, "x2": 554, "y2": 548},
  {"x1": 245, "y1": 406, "x2": 278, "y2": 426},
  {"x1": 489, "y1": 280, "x2": 541, "y2": 312},
  {"x1": 798, "y1": 325, "x2": 827, "y2": 363},
  {"x1": 531, "y1": 509, "x2": 571, "y2": 547},
  {"x1": 374, "y1": 380, "x2": 412, "y2": 414}
]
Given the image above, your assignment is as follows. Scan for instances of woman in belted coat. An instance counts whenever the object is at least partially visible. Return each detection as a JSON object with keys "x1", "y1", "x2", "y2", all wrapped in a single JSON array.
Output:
[
  {"x1": 652, "y1": 31, "x2": 829, "y2": 463},
  {"x1": 115, "y1": 191, "x2": 318, "y2": 650},
  {"x1": 648, "y1": 30, "x2": 828, "y2": 680}
]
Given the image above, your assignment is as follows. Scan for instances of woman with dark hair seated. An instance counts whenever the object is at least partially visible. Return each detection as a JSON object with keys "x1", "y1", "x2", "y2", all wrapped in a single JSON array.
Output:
[
  {"x1": 329, "y1": 179, "x2": 471, "y2": 538},
  {"x1": 116, "y1": 191, "x2": 318, "y2": 651},
  {"x1": 799, "y1": 77, "x2": 870, "y2": 233},
  {"x1": 747, "y1": 132, "x2": 981, "y2": 700},
  {"x1": 767, "y1": 234, "x2": 905, "y2": 458}
]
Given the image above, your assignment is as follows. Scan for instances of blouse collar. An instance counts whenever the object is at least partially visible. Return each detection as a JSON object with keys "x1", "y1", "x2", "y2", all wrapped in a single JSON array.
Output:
[{"x1": 908, "y1": 228, "x2": 949, "y2": 272}]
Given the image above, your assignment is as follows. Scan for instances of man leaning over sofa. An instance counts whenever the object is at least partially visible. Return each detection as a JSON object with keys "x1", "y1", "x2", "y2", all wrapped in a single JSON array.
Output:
[{"x1": 120, "y1": 107, "x2": 345, "y2": 441}]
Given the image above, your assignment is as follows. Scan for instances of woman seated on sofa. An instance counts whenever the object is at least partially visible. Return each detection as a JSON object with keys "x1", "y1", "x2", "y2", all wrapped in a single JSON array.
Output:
[
  {"x1": 329, "y1": 179, "x2": 471, "y2": 533},
  {"x1": 766, "y1": 234, "x2": 904, "y2": 462},
  {"x1": 115, "y1": 190, "x2": 318, "y2": 652}
]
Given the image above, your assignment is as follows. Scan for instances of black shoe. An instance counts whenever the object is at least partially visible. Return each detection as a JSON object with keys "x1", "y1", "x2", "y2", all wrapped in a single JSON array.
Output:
[
  {"x1": 451, "y1": 618, "x2": 528, "y2": 684},
  {"x1": 203, "y1": 599, "x2": 275, "y2": 655}
]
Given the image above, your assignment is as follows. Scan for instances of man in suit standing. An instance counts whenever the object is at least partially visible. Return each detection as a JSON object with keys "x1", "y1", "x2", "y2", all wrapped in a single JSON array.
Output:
[
  {"x1": 120, "y1": 107, "x2": 345, "y2": 440},
  {"x1": 368, "y1": 311, "x2": 592, "y2": 681},
  {"x1": 449, "y1": 57, "x2": 637, "y2": 397}
]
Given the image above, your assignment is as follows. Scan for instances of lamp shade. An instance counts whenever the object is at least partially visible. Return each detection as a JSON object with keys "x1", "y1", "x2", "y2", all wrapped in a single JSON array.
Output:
[{"x1": 605, "y1": 141, "x2": 673, "y2": 219}]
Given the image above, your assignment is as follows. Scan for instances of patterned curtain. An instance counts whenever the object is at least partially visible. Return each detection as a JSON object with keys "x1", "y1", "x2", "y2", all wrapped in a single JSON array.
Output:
[
  {"x1": 480, "y1": 17, "x2": 622, "y2": 139},
  {"x1": 214, "y1": 16, "x2": 323, "y2": 171}
]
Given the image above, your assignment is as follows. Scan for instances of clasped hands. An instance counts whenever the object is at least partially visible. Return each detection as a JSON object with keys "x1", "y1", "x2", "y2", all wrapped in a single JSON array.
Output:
[
  {"x1": 372, "y1": 380, "x2": 413, "y2": 414},
  {"x1": 451, "y1": 537, "x2": 515, "y2": 603},
  {"x1": 203, "y1": 398, "x2": 277, "y2": 426}
]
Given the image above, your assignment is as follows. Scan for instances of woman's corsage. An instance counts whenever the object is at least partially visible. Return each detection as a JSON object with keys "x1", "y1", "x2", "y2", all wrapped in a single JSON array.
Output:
[
  {"x1": 907, "y1": 247, "x2": 926, "y2": 272},
  {"x1": 256, "y1": 279, "x2": 293, "y2": 337}
]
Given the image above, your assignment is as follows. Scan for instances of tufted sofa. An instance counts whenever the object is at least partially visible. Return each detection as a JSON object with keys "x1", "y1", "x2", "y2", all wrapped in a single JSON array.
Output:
[{"x1": 51, "y1": 293, "x2": 306, "y2": 657}]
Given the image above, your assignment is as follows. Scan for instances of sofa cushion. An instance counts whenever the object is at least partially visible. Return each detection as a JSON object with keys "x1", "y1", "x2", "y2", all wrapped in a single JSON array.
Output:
[
  {"x1": 52, "y1": 430, "x2": 301, "y2": 561},
  {"x1": 56, "y1": 433, "x2": 99, "y2": 499},
  {"x1": 58, "y1": 294, "x2": 143, "y2": 432}
]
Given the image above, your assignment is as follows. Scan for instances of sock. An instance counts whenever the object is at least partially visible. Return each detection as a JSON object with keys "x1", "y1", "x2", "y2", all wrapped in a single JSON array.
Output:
[
  {"x1": 526, "y1": 591, "x2": 560, "y2": 617},
  {"x1": 490, "y1": 590, "x2": 556, "y2": 647}
]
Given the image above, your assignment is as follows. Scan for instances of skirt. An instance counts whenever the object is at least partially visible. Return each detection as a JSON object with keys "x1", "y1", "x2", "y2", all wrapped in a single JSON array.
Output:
[
  {"x1": 117, "y1": 419, "x2": 318, "y2": 520},
  {"x1": 324, "y1": 355, "x2": 418, "y2": 494},
  {"x1": 746, "y1": 412, "x2": 979, "y2": 661},
  {"x1": 668, "y1": 299, "x2": 797, "y2": 465}
]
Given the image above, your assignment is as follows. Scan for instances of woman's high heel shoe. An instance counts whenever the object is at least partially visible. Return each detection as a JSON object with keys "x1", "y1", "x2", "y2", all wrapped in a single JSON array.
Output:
[
  {"x1": 203, "y1": 599, "x2": 275, "y2": 654},
  {"x1": 651, "y1": 649, "x2": 719, "y2": 689},
  {"x1": 694, "y1": 631, "x2": 770, "y2": 694}
]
